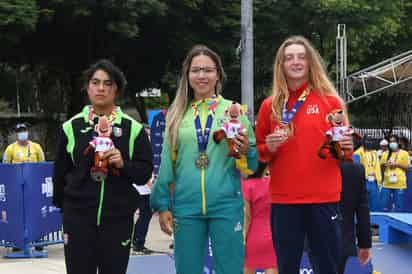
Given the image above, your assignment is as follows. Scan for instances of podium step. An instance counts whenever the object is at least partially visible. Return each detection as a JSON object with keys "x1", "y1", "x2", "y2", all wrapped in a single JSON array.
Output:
[{"x1": 127, "y1": 254, "x2": 175, "y2": 274}]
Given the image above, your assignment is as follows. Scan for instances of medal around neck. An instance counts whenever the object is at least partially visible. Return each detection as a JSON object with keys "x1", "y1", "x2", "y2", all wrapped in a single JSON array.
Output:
[
  {"x1": 280, "y1": 86, "x2": 310, "y2": 138},
  {"x1": 193, "y1": 96, "x2": 217, "y2": 169},
  {"x1": 91, "y1": 169, "x2": 108, "y2": 182},
  {"x1": 195, "y1": 152, "x2": 209, "y2": 169},
  {"x1": 277, "y1": 122, "x2": 294, "y2": 138}
]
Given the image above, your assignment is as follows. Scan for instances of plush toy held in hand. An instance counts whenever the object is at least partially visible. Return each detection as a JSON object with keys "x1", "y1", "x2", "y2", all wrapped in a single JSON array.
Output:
[
  {"x1": 318, "y1": 109, "x2": 361, "y2": 161},
  {"x1": 84, "y1": 116, "x2": 119, "y2": 181},
  {"x1": 213, "y1": 102, "x2": 246, "y2": 159},
  {"x1": 213, "y1": 102, "x2": 253, "y2": 177}
]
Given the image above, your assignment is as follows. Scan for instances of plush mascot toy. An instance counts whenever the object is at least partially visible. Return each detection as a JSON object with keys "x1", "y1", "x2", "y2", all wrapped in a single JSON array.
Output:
[
  {"x1": 318, "y1": 108, "x2": 361, "y2": 161},
  {"x1": 84, "y1": 116, "x2": 119, "y2": 181},
  {"x1": 213, "y1": 102, "x2": 253, "y2": 177}
]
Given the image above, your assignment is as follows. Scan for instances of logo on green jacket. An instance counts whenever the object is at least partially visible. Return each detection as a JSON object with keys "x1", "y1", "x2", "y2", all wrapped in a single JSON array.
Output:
[
  {"x1": 80, "y1": 127, "x2": 93, "y2": 133},
  {"x1": 121, "y1": 238, "x2": 131, "y2": 247}
]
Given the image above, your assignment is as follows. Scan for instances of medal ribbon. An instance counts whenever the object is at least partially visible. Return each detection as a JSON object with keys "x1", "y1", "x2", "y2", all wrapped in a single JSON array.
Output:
[
  {"x1": 192, "y1": 96, "x2": 218, "y2": 153},
  {"x1": 281, "y1": 87, "x2": 311, "y2": 124}
]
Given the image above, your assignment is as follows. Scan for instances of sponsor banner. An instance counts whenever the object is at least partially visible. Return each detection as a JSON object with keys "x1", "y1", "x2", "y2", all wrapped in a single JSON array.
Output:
[{"x1": 0, "y1": 162, "x2": 61, "y2": 248}]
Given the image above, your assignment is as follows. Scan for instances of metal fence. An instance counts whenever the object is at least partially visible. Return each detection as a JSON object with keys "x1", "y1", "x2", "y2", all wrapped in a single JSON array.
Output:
[{"x1": 354, "y1": 127, "x2": 412, "y2": 142}]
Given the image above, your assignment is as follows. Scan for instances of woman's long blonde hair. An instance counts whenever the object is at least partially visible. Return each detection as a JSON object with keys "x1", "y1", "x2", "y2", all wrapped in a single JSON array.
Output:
[
  {"x1": 271, "y1": 36, "x2": 344, "y2": 121},
  {"x1": 166, "y1": 44, "x2": 226, "y2": 149}
]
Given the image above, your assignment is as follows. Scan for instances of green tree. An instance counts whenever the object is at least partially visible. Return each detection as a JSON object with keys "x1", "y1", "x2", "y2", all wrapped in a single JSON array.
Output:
[
  {"x1": 253, "y1": 0, "x2": 407, "y2": 121},
  {"x1": 11, "y1": 0, "x2": 167, "y2": 117},
  {"x1": 0, "y1": 0, "x2": 38, "y2": 44}
]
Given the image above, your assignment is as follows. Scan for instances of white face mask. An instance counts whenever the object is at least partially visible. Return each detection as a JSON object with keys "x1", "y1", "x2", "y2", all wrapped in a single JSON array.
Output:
[
  {"x1": 17, "y1": 131, "x2": 29, "y2": 142},
  {"x1": 389, "y1": 142, "x2": 398, "y2": 151}
]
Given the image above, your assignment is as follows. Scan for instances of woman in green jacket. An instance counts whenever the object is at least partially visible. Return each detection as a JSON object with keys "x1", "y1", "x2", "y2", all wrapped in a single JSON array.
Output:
[{"x1": 151, "y1": 44, "x2": 258, "y2": 274}]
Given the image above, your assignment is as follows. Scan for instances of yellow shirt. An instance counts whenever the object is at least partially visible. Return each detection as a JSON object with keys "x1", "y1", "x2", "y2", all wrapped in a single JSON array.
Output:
[
  {"x1": 355, "y1": 149, "x2": 382, "y2": 184},
  {"x1": 380, "y1": 149, "x2": 409, "y2": 189},
  {"x1": 2, "y1": 141, "x2": 45, "y2": 164},
  {"x1": 354, "y1": 146, "x2": 365, "y2": 158}
]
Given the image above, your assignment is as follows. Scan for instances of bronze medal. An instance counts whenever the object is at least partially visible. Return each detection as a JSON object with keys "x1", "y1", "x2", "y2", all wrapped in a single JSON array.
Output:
[
  {"x1": 279, "y1": 122, "x2": 294, "y2": 137},
  {"x1": 195, "y1": 152, "x2": 209, "y2": 169}
]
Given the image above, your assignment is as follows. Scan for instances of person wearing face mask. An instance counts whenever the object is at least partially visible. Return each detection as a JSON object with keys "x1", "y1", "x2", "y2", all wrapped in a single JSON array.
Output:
[
  {"x1": 380, "y1": 134, "x2": 409, "y2": 212},
  {"x1": 3, "y1": 123, "x2": 45, "y2": 164},
  {"x1": 354, "y1": 135, "x2": 382, "y2": 211}
]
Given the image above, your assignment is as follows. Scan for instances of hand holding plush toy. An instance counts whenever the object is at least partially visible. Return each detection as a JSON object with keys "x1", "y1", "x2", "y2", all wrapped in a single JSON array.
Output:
[
  {"x1": 213, "y1": 102, "x2": 253, "y2": 177},
  {"x1": 213, "y1": 102, "x2": 246, "y2": 159},
  {"x1": 318, "y1": 109, "x2": 361, "y2": 161},
  {"x1": 84, "y1": 116, "x2": 119, "y2": 182}
]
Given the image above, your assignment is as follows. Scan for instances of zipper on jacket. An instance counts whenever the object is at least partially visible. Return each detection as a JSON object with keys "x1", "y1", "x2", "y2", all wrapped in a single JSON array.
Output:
[
  {"x1": 97, "y1": 179, "x2": 105, "y2": 226},
  {"x1": 201, "y1": 102, "x2": 207, "y2": 215},
  {"x1": 201, "y1": 168, "x2": 206, "y2": 215}
]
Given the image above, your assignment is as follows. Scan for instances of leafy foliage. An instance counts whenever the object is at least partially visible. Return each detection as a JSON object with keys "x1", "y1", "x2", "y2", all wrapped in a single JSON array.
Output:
[{"x1": 0, "y1": 0, "x2": 411, "y2": 130}]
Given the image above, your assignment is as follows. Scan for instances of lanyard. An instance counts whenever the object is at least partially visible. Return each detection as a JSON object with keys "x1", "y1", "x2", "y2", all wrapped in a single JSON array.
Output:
[
  {"x1": 27, "y1": 143, "x2": 31, "y2": 158},
  {"x1": 281, "y1": 87, "x2": 311, "y2": 124},
  {"x1": 88, "y1": 106, "x2": 117, "y2": 126},
  {"x1": 192, "y1": 96, "x2": 218, "y2": 153},
  {"x1": 365, "y1": 151, "x2": 376, "y2": 168},
  {"x1": 389, "y1": 151, "x2": 400, "y2": 163}
]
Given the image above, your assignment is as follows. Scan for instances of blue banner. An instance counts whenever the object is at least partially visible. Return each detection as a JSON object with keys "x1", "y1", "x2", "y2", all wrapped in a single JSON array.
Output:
[
  {"x1": 0, "y1": 164, "x2": 25, "y2": 247},
  {"x1": 401, "y1": 169, "x2": 412, "y2": 212},
  {"x1": 0, "y1": 162, "x2": 61, "y2": 249},
  {"x1": 22, "y1": 163, "x2": 61, "y2": 243},
  {"x1": 148, "y1": 109, "x2": 162, "y2": 128}
]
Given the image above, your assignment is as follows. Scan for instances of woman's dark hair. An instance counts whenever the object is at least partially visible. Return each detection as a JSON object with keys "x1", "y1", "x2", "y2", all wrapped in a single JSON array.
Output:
[
  {"x1": 248, "y1": 161, "x2": 268, "y2": 179},
  {"x1": 83, "y1": 59, "x2": 127, "y2": 93},
  {"x1": 399, "y1": 136, "x2": 410, "y2": 150},
  {"x1": 362, "y1": 134, "x2": 375, "y2": 150}
]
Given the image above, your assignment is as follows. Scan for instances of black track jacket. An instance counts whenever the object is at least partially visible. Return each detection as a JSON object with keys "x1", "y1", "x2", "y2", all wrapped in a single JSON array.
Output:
[
  {"x1": 340, "y1": 162, "x2": 372, "y2": 256},
  {"x1": 52, "y1": 106, "x2": 153, "y2": 218}
]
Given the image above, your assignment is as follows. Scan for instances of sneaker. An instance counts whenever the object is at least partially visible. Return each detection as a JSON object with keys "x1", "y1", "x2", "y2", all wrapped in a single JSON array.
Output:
[{"x1": 133, "y1": 246, "x2": 153, "y2": 255}]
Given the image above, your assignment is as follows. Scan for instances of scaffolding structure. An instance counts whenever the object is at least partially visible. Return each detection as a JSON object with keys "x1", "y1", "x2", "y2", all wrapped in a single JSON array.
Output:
[
  {"x1": 336, "y1": 24, "x2": 412, "y2": 104},
  {"x1": 336, "y1": 24, "x2": 347, "y2": 100}
]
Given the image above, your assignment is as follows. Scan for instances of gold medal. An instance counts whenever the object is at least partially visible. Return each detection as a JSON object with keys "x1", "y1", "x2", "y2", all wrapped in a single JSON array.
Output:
[{"x1": 195, "y1": 152, "x2": 209, "y2": 169}]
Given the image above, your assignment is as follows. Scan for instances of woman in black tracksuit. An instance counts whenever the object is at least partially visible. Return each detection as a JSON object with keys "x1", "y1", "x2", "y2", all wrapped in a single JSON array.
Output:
[{"x1": 53, "y1": 59, "x2": 153, "y2": 274}]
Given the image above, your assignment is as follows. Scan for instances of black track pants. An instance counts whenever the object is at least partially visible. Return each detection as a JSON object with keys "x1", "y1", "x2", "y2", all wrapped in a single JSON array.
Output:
[{"x1": 63, "y1": 208, "x2": 134, "y2": 274}]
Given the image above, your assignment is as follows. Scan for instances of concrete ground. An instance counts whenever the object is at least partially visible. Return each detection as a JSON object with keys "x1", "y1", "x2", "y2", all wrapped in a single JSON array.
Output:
[
  {"x1": 1, "y1": 219, "x2": 412, "y2": 274},
  {"x1": 0, "y1": 215, "x2": 172, "y2": 274}
]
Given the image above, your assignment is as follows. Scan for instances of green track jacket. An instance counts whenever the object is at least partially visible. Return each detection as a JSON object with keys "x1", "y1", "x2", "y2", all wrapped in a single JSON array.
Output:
[{"x1": 151, "y1": 96, "x2": 258, "y2": 217}]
